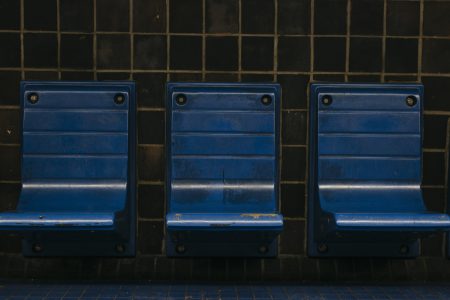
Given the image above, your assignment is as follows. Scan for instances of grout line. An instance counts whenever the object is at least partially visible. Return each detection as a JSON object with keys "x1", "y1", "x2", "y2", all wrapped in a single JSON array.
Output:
[
  {"x1": 381, "y1": 0, "x2": 387, "y2": 83},
  {"x1": 93, "y1": 0, "x2": 97, "y2": 80},
  {"x1": 56, "y1": 0, "x2": 61, "y2": 80},
  {"x1": 345, "y1": 0, "x2": 351, "y2": 82}
]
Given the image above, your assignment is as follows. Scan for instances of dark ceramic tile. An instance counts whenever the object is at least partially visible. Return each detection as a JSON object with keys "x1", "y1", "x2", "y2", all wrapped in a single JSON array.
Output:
[
  {"x1": 97, "y1": 72, "x2": 130, "y2": 80},
  {"x1": 242, "y1": 36, "x2": 274, "y2": 71},
  {"x1": 300, "y1": 257, "x2": 319, "y2": 281},
  {"x1": 133, "y1": 72, "x2": 166, "y2": 108},
  {"x1": 138, "y1": 184, "x2": 164, "y2": 219},
  {"x1": 24, "y1": 71, "x2": 58, "y2": 80},
  {"x1": 0, "y1": 0, "x2": 20, "y2": 29},
  {"x1": 206, "y1": 36, "x2": 238, "y2": 71},
  {"x1": 205, "y1": 0, "x2": 238, "y2": 33},
  {"x1": 245, "y1": 259, "x2": 262, "y2": 281},
  {"x1": 277, "y1": 75, "x2": 309, "y2": 109},
  {"x1": 60, "y1": 0, "x2": 93, "y2": 32},
  {"x1": 349, "y1": 37, "x2": 382, "y2": 72},
  {"x1": 335, "y1": 259, "x2": 355, "y2": 281},
  {"x1": 350, "y1": 0, "x2": 383, "y2": 35},
  {"x1": 154, "y1": 257, "x2": 173, "y2": 280},
  {"x1": 423, "y1": 39, "x2": 450, "y2": 73},
  {"x1": 385, "y1": 75, "x2": 417, "y2": 83},
  {"x1": 263, "y1": 258, "x2": 281, "y2": 280},
  {"x1": 170, "y1": 0, "x2": 202, "y2": 33},
  {"x1": 0, "y1": 109, "x2": 19, "y2": 144},
  {"x1": 138, "y1": 145, "x2": 165, "y2": 181},
  {"x1": 347, "y1": 75, "x2": 381, "y2": 82},
  {"x1": 385, "y1": 38, "x2": 418, "y2": 73},
  {"x1": 210, "y1": 259, "x2": 226, "y2": 281},
  {"x1": 0, "y1": 145, "x2": 20, "y2": 181},
  {"x1": 60, "y1": 71, "x2": 94, "y2": 80},
  {"x1": 278, "y1": 0, "x2": 310, "y2": 35},
  {"x1": 423, "y1": 151, "x2": 445, "y2": 186},
  {"x1": 422, "y1": 76, "x2": 450, "y2": 111},
  {"x1": 424, "y1": 1, "x2": 450, "y2": 36},
  {"x1": 421, "y1": 232, "x2": 444, "y2": 257},
  {"x1": 314, "y1": 37, "x2": 346, "y2": 72},
  {"x1": 353, "y1": 259, "x2": 373, "y2": 280},
  {"x1": 313, "y1": 74, "x2": 345, "y2": 82},
  {"x1": 191, "y1": 259, "x2": 210, "y2": 281},
  {"x1": 173, "y1": 259, "x2": 192, "y2": 280},
  {"x1": 138, "y1": 111, "x2": 165, "y2": 144},
  {"x1": 0, "y1": 72, "x2": 22, "y2": 103},
  {"x1": 138, "y1": 220, "x2": 164, "y2": 254},
  {"x1": 281, "y1": 257, "x2": 300, "y2": 281},
  {"x1": 424, "y1": 114, "x2": 448, "y2": 149},
  {"x1": 134, "y1": 0, "x2": 166, "y2": 33},
  {"x1": 281, "y1": 183, "x2": 305, "y2": 218},
  {"x1": 60, "y1": 34, "x2": 93, "y2": 69},
  {"x1": 241, "y1": 74, "x2": 274, "y2": 82},
  {"x1": 281, "y1": 146, "x2": 306, "y2": 181},
  {"x1": 0, "y1": 182, "x2": 19, "y2": 211},
  {"x1": 318, "y1": 259, "x2": 337, "y2": 281},
  {"x1": 169, "y1": 72, "x2": 202, "y2": 82},
  {"x1": 97, "y1": 34, "x2": 131, "y2": 69},
  {"x1": 280, "y1": 219, "x2": 305, "y2": 254},
  {"x1": 282, "y1": 111, "x2": 307, "y2": 145},
  {"x1": 24, "y1": 33, "x2": 58, "y2": 68},
  {"x1": 96, "y1": 0, "x2": 129, "y2": 32},
  {"x1": 387, "y1": 1, "x2": 420, "y2": 36},
  {"x1": 242, "y1": 0, "x2": 274, "y2": 34},
  {"x1": 228, "y1": 258, "x2": 245, "y2": 281},
  {"x1": 314, "y1": 0, "x2": 347, "y2": 35},
  {"x1": 423, "y1": 187, "x2": 445, "y2": 212},
  {"x1": 278, "y1": 36, "x2": 310, "y2": 72},
  {"x1": 0, "y1": 33, "x2": 20, "y2": 68},
  {"x1": 134, "y1": 35, "x2": 166, "y2": 69},
  {"x1": 170, "y1": 36, "x2": 202, "y2": 70},
  {"x1": 24, "y1": 0, "x2": 56, "y2": 30},
  {"x1": 205, "y1": 73, "x2": 238, "y2": 82}
]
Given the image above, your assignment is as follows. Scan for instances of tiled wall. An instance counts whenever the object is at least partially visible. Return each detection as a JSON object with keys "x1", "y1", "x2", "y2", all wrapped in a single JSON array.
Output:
[{"x1": 0, "y1": 0, "x2": 450, "y2": 281}]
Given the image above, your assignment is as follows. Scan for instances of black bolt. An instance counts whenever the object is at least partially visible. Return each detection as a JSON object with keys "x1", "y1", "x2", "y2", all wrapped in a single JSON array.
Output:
[
  {"x1": 321, "y1": 95, "x2": 332, "y2": 106},
  {"x1": 400, "y1": 244, "x2": 409, "y2": 254},
  {"x1": 258, "y1": 245, "x2": 269, "y2": 254},
  {"x1": 176, "y1": 94, "x2": 187, "y2": 105},
  {"x1": 176, "y1": 244, "x2": 186, "y2": 254},
  {"x1": 115, "y1": 244, "x2": 125, "y2": 253},
  {"x1": 318, "y1": 243, "x2": 328, "y2": 253},
  {"x1": 261, "y1": 95, "x2": 272, "y2": 106},
  {"x1": 32, "y1": 243, "x2": 43, "y2": 253},
  {"x1": 406, "y1": 96, "x2": 417, "y2": 107},
  {"x1": 28, "y1": 93, "x2": 39, "y2": 104},
  {"x1": 114, "y1": 93, "x2": 125, "y2": 104}
]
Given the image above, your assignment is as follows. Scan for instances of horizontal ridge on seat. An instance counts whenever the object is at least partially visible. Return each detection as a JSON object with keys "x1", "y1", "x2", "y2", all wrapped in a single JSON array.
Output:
[
  {"x1": 0, "y1": 212, "x2": 115, "y2": 229},
  {"x1": 335, "y1": 212, "x2": 450, "y2": 230},
  {"x1": 166, "y1": 213, "x2": 283, "y2": 231}
]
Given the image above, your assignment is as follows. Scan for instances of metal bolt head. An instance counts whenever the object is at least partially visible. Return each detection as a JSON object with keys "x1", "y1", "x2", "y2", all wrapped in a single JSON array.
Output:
[
  {"x1": 317, "y1": 243, "x2": 328, "y2": 253},
  {"x1": 261, "y1": 95, "x2": 272, "y2": 106},
  {"x1": 175, "y1": 94, "x2": 187, "y2": 105},
  {"x1": 32, "y1": 243, "x2": 43, "y2": 253},
  {"x1": 406, "y1": 96, "x2": 417, "y2": 107},
  {"x1": 115, "y1": 244, "x2": 125, "y2": 253},
  {"x1": 176, "y1": 244, "x2": 186, "y2": 254},
  {"x1": 321, "y1": 95, "x2": 332, "y2": 106},
  {"x1": 28, "y1": 93, "x2": 39, "y2": 104},
  {"x1": 400, "y1": 244, "x2": 409, "y2": 254},
  {"x1": 114, "y1": 93, "x2": 125, "y2": 104},
  {"x1": 258, "y1": 245, "x2": 269, "y2": 254}
]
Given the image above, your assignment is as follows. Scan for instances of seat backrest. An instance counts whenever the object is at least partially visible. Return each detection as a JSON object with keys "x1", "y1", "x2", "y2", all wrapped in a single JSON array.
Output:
[
  {"x1": 310, "y1": 84, "x2": 424, "y2": 212},
  {"x1": 167, "y1": 83, "x2": 280, "y2": 213},
  {"x1": 18, "y1": 81, "x2": 135, "y2": 212}
]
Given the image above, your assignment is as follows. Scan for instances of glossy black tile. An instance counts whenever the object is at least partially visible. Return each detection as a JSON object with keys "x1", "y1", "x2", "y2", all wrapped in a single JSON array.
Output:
[
  {"x1": 242, "y1": 36, "x2": 274, "y2": 71},
  {"x1": 277, "y1": 75, "x2": 309, "y2": 109},
  {"x1": 314, "y1": 37, "x2": 346, "y2": 72},
  {"x1": 24, "y1": 33, "x2": 57, "y2": 68},
  {"x1": 423, "y1": 39, "x2": 450, "y2": 73},
  {"x1": 133, "y1": 72, "x2": 166, "y2": 108},
  {"x1": 138, "y1": 146, "x2": 165, "y2": 181},
  {"x1": 281, "y1": 183, "x2": 305, "y2": 218},
  {"x1": 96, "y1": 0, "x2": 129, "y2": 32},
  {"x1": 387, "y1": 1, "x2": 420, "y2": 36},
  {"x1": 24, "y1": 0, "x2": 56, "y2": 30},
  {"x1": 170, "y1": 36, "x2": 202, "y2": 70},
  {"x1": 349, "y1": 37, "x2": 382, "y2": 72},
  {"x1": 170, "y1": 0, "x2": 202, "y2": 33},
  {"x1": 282, "y1": 111, "x2": 307, "y2": 145},
  {"x1": 134, "y1": 0, "x2": 166, "y2": 33},
  {"x1": 60, "y1": 34, "x2": 93, "y2": 69},
  {"x1": 138, "y1": 111, "x2": 165, "y2": 144},
  {"x1": 424, "y1": 1, "x2": 450, "y2": 36},
  {"x1": 422, "y1": 76, "x2": 450, "y2": 112},
  {"x1": 314, "y1": 0, "x2": 347, "y2": 35},
  {"x1": 206, "y1": 36, "x2": 238, "y2": 71},
  {"x1": 350, "y1": 0, "x2": 383, "y2": 35},
  {"x1": 280, "y1": 220, "x2": 305, "y2": 254},
  {"x1": 278, "y1": 36, "x2": 310, "y2": 72},
  {"x1": 0, "y1": 0, "x2": 20, "y2": 30},
  {"x1": 242, "y1": 0, "x2": 274, "y2": 34},
  {"x1": 138, "y1": 184, "x2": 164, "y2": 219},
  {"x1": 385, "y1": 38, "x2": 418, "y2": 73},
  {"x1": 278, "y1": 0, "x2": 310, "y2": 35},
  {"x1": 0, "y1": 33, "x2": 20, "y2": 68},
  {"x1": 60, "y1": 0, "x2": 93, "y2": 32},
  {"x1": 205, "y1": 0, "x2": 238, "y2": 33},
  {"x1": 134, "y1": 35, "x2": 166, "y2": 69},
  {"x1": 97, "y1": 34, "x2": 131, "y2": 69},
  {"x1": 281, "y1": 146, "x2": 306, "y2": 181}
]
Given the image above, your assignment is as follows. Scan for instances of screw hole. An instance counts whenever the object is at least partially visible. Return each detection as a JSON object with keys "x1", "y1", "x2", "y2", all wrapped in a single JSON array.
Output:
[
  {"x1": 28, "y1": 93, "x2": 39, "y2": 104},
  {"x1": 176, "y1": 94, "x2": 187, "y2": 105},
  {"x1": 261, "y1": 95, "x2": 272, "y2": 106},
  {"x1": 115, "y1": 244, "x2": 125, "y2": 253},
  {"x1": 114, "y1": 93, "x2": 125, "y2": 104},
  {"x1": 400, "y1": 244, "x2": 409, "y2": 254},
  {"x1": 321, "y1": 95, "x2": 332, "y2": 106},
  {"x1": 406, "y1": 95, "x2": 417, "y2": 107},
  {"x1": 32, "y1": 243, "x2": 43, "y2": 253},
  {"x1": 175, "y1": 244, "x2": 186, "y2": 254},
  {"x1": 318, "y1": 243, "x2": 328, "y2": 253}
]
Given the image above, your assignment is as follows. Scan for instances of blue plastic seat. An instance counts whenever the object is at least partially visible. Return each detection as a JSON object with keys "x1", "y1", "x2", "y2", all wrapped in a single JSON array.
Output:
[
  {"x1": 0, "y1": 81, "x2": 136, "y2": 256},
  {"x1": 308, "y1": 83, "x2": 450, "y2": 257},
  {"x1": 166, "y1": 83, "x2": 283, "y2": 257}
]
